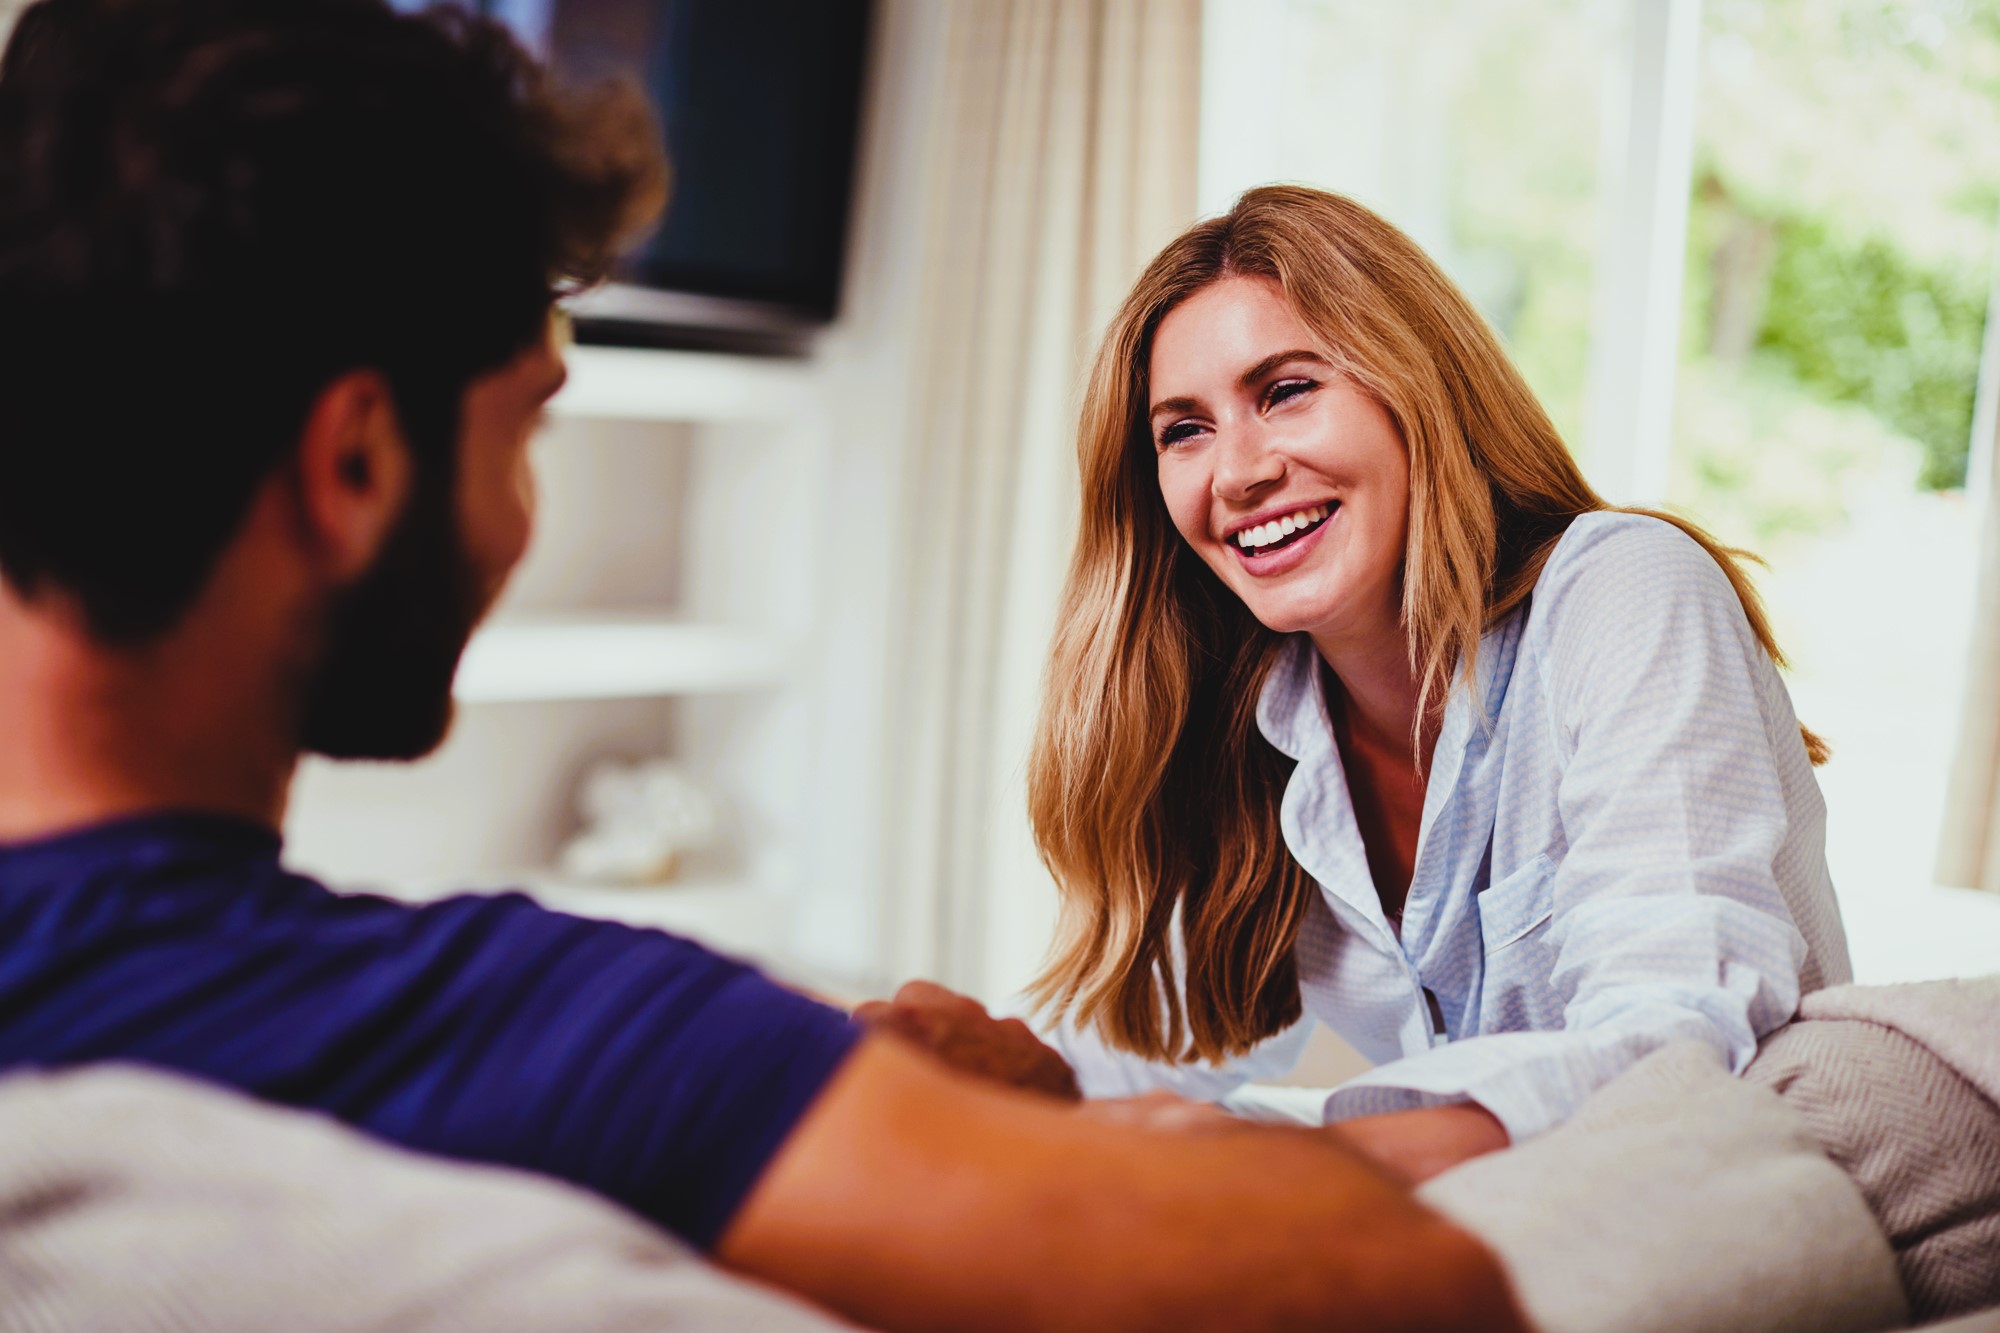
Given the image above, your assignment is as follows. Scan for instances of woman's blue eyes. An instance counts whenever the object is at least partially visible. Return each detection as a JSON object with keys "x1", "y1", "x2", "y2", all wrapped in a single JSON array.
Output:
[{"x1": 1156, "y1": 378, "x2": 1317, "y2": 449}]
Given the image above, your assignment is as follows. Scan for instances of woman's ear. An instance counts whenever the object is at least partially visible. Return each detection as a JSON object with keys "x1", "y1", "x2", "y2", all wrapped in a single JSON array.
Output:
[{"x1": 289, "y1": 370, "x2": 415, "y2": 581}]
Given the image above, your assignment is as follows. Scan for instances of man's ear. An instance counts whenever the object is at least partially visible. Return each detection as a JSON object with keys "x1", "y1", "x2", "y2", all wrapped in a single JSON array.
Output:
[{"x1": 290, "y1": 370, "x2": 415, "y2": 581}]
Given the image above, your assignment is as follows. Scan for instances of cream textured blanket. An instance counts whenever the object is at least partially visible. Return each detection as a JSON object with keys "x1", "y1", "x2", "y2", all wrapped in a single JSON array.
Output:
[
  {"x1": 1420, "y1": 1041, "x2": 1910, "y2": 1333},
  {"x1": 1747, "y1": 977, "x2": 2000, "y2": 1323}
]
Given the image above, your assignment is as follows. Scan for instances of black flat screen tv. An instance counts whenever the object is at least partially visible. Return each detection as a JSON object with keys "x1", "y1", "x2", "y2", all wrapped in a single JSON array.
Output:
[{"x1": 399, "y1": 0, "x2": 873, "y2": 355}]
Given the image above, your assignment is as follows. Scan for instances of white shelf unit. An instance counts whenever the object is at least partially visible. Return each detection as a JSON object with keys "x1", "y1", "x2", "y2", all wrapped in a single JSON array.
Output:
[
  {"x1": 284, "y1": 343, "x2": 839, "y2": 979},
  {"x1": 454, "y1": 616, "x2": 786, "y2": 704},
  {"x1": 551, "y1": 344, "x2": 817, "y2": 423}
]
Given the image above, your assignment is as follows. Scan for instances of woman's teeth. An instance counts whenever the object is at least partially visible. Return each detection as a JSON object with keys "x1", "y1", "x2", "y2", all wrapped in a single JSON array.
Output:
[{"x1": 1234, "y1": 503, "x2": 1334, "y2": 552}]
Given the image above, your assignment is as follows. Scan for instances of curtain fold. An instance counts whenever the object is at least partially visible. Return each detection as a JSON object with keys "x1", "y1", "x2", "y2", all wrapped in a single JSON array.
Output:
[
  {"x1": 1937, "y1": 244, "x2": 2000, "y2": 893},
  {"x1": 881, "y1": 0, "x2": 1202, "y2": 995}
]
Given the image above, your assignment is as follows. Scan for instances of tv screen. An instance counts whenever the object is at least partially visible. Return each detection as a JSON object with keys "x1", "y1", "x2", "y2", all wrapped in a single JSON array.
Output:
[{"x1": 398, "y1": 0, "x2": 873, "y2": 354}]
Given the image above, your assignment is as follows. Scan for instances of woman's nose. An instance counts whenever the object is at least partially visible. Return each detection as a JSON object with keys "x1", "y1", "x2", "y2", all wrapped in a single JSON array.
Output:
[{"x1": 1211, "y1": 423, "x2": 1284, "y2": 501}]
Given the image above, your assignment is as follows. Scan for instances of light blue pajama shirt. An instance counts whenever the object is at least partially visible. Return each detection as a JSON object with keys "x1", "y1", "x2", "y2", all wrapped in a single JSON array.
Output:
[{"x1": 1052, "y1": 511, "x2": 1853, "y2": 1142}]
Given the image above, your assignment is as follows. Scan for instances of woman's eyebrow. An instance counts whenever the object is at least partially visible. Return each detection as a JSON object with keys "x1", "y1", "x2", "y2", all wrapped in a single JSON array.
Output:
[
  {"x1": 1236, "y1": 348, "x2": 1331, "y2": 388},
  {"x1": 1149, "y1": 349, "x2": 1333, "y2": 422}
]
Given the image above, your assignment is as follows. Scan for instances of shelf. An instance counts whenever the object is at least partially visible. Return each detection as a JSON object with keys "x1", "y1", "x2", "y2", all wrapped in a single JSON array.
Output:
[
  {"x1": 453, "y1": 615, "x2": 786, "y2": 704},
  {"x1": 550, "y1": 344, "x2": 818, "y2": 423}
]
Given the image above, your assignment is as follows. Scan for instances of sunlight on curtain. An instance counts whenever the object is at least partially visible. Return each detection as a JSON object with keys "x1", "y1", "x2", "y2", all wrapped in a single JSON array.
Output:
[
  {"x1": 881, "y1": 0, "x2": 1202, "y2": 1001},
  {"x1": 1938, "y1": 255, "x2": 2000, "y2": 895}
]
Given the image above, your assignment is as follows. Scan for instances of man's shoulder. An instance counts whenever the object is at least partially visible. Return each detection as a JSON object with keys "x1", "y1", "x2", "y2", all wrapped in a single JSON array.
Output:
[
  {"x1": 0, "y1": 807, "x2": 774, "y2": 1027},
  {"x1": 0, "y1": 812, "x2": 864, "y2": 1250}
]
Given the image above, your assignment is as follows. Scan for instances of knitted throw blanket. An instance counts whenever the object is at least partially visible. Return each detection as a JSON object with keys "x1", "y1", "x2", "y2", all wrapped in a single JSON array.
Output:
[{"x1": 1747, "y1": 976, "x2": 2000, "y2": 1323}]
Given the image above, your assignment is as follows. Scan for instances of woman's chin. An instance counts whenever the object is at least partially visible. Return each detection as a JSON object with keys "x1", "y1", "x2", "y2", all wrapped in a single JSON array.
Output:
[
  {"x1": 1238, "y1": 587, "x2": 1380, "y2": 646},
  {"x1": 1243, "y1": 601, "x2": 1336, "y2": 638}
]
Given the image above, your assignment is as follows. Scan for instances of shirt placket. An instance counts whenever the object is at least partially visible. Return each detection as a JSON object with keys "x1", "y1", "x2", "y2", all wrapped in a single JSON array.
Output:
[{"x1": 1282, "y1": 675, "x2": 1443, "y2": 1061}]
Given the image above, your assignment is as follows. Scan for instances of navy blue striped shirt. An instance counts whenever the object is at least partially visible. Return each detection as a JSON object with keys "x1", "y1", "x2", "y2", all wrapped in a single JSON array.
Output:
[{"x1": 0, "y1": 812, "x2": 861, "y2": 1248}]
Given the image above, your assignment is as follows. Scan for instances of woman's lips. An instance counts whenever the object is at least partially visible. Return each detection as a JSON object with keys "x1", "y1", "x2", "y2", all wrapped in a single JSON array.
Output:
[{"x1": 1230, "y1": 505, "x2": 1335, "y2": 576}]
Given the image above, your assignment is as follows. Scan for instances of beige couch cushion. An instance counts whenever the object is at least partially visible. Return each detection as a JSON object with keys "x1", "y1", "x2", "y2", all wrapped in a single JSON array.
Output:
[{"x1": 0, "y1": 1065, "x2": 856, "y2": 1333}]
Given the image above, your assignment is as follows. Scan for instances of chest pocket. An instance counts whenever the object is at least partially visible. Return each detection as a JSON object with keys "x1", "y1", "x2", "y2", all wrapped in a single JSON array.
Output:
[{"x1": 1478, "y1": 853, "x2": 1556, "y2": 954}]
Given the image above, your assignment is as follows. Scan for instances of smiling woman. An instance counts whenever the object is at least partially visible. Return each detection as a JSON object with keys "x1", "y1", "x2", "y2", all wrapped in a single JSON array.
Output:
[{"x1": 995, "y1": 185, "x2": 1856, "y2": 1179}]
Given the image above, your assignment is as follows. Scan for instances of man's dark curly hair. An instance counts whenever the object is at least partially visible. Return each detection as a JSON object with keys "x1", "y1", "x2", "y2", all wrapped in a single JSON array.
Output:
[{"x1": 0, "y1": 0, "x2": 665, "y2": 641}]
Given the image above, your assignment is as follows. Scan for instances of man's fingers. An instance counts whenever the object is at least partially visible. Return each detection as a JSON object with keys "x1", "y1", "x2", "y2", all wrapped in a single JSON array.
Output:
[
  {"x1": 892, "y1": 979, "x2": 985, "y2": 1016},
  {"x1": 856, "y1": 983, "x2": 1080, "y2": 1102},
  {"x1": 879, "y1": 1009, "x2": 943, "y2": 1044}
]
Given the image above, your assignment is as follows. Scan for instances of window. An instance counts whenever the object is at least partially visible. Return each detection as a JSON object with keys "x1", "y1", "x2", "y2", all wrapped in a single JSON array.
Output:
[{"x1": 1200, "y1": 0, "x2": 2000, "y2": 978}]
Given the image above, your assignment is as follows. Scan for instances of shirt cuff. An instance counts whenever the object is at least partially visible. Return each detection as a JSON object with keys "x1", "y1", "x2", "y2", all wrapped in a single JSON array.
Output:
[{"x1": 1322, "y1": 1016, "x2": 1728, "y2": 1143}]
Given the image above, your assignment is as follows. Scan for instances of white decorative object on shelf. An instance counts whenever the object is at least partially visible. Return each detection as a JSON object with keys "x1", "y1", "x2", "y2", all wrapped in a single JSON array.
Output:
[
  {"x1": 558, "y1": 758, "x2": 720, "y2": 886},
  {"x1": 453, "y1": 615, "x2": 785, "y2": 704},
  {"x1": 550, "y1": 344, "x2": 818, "y2": 423}
]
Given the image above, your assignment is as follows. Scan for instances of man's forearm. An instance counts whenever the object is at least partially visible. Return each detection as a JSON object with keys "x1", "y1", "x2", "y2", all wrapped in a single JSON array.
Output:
[{"x1": 719, "y1": 1036, "x2": 1525, "y2": 1333}]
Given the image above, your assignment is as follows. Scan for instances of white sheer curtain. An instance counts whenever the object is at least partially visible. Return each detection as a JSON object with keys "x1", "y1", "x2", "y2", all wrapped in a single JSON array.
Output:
[
  {"x1": 1937, "y1": 247, "x2": 2000, "y2": 895},
  {"x1": 878, "y1": 0, "x2": 1202, "y2": 999}
]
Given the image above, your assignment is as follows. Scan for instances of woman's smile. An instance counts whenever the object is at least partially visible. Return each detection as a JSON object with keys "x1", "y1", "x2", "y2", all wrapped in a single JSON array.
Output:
[{"x1": 1226, "y1": 499, "x2": 1339, "y2": 575}]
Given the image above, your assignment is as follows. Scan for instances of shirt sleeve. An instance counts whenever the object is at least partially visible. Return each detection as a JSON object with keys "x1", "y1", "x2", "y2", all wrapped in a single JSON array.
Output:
[
  {"x1": 1323, "y1": 516, "x2": 1813, "y2": 1141},
  {"x1": 311, "y1": 893, "x2": 864, "y2": 1250}
]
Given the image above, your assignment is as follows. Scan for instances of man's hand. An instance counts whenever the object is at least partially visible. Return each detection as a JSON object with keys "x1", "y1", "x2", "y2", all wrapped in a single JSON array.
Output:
[{"x1": 854, "y1": 980, "x2": 1080, "y2": 1102}]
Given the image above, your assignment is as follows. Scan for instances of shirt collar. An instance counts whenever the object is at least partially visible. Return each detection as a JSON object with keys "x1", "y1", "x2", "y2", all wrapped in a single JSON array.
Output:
[
  {"x1": 1253, "y1": 610, "x2": 1527, "y2": 764},
  {"x1": 1255, "y1": 635, "x2": 1331, "y2": 762},
  {"x1": 0, "y1": 809, "x2": 280, "y2": 858}
]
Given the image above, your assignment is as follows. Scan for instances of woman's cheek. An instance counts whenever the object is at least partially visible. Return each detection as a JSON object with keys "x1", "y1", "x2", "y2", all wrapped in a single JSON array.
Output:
[{"x1": 1156, "y1": 458, "x2": 1209, "y2": 550}]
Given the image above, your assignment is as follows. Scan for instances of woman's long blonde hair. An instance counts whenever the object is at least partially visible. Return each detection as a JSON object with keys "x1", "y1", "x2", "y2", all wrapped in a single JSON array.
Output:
[{"x1": 1027, "y1": 185, "x2": 1824, "y2": 1065}]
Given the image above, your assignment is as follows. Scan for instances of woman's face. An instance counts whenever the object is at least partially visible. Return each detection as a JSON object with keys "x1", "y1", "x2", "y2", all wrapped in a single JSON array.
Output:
[{"x1": 1149, "y1": 274, "x2": 1410, "y2": 653}]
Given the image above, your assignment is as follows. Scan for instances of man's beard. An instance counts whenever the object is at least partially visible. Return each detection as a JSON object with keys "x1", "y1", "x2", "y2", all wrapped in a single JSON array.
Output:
[{"x1": 299, "y1": 472, "x2": 488, "y2": 762}]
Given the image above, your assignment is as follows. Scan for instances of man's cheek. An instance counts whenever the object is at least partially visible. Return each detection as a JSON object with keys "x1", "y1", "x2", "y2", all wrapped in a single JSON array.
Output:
[
  {"x1": 465, "y1": 465, "x2": 534, "y2": 581},
  {"x1": 512, "y1": 457, "x2": 538, "y2": 561}
]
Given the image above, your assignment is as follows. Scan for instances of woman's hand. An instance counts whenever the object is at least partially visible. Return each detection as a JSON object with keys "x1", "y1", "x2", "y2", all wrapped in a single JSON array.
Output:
[
  {"x1": 854, "y1": 980, "x2": 1081, "y2": 1102},
  {"x1": 1329, "y1": 1103, "x2": 1510, "y2": 1184}
]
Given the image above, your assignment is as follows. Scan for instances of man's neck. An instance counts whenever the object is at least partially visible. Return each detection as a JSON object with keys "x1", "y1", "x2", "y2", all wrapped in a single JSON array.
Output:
[{"x1": 0, "y1": 585, "x2": 297, "y2": 842}]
